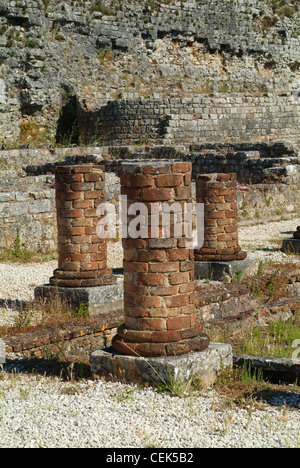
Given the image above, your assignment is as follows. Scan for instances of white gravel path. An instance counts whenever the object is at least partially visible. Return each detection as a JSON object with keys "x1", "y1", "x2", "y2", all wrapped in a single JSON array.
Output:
[
  {"x1": 0, "y1": 218, "x2": 299, "y2": 448},
  {"x1": 0, "y1": 373, "x2": 299, "y2": 448},
  {"x1": 239, "y1": 217, "x2": 300, "y2": 263}
]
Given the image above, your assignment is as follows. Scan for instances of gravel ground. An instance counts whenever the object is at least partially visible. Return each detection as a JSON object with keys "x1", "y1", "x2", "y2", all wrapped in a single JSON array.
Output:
[
  {"x1": 0, "y1": 373, "x2": 299, "y2": 449},
  {"x1": 0, "y1": 218, "x2": 299, "y2": 448}
]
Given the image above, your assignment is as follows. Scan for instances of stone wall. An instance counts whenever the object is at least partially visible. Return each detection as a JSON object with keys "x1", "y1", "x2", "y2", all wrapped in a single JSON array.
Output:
[
  {"x1": 0, "y1": 0, "x2": 299, "y2": 146},
  {"x1": 77, "y1": 93, "x2": 300, "y2": 147}
]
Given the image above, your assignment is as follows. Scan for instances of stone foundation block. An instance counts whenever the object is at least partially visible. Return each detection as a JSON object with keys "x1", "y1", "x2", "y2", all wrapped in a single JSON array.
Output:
[
  {"x1": 90, "y1": 342, "x2": 233, "y2": 388},
  {"x1": 34, "y1": 278, "x2": 123, "y2": 310},
  {"x1": 282, "y1": 238, "x2": 300, "y2": 254},
  {"x1": 195, "y1": 257, "x2": 259, "y2": 281}
]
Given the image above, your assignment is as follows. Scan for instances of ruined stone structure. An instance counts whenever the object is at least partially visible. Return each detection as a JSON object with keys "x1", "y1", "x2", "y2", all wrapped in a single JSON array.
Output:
[
  {"x1": 112, "y1": 160, "x2": 210, "y2": 357},
  {"x1": 282, "y1": 226, "x2": 300, "y2": 254},
  {"x1": 50, "y1": 164, "x2": 116, "y2": 288},
  {"x1": 195, "y1": 173, "x2": 247, "y2": 262},
  {"x1": 77, "y1": 93, "x2": 300, "y2": 147},
  {"x1": 0, "y1": 0, "x2": 300, "y2": 147}
]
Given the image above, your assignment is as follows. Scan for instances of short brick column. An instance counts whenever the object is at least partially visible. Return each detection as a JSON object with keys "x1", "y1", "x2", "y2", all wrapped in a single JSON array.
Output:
[
  {"x1": 195, "y1": 173, "x2": 247, "y2": 262},
  {"x1": 50, "y1": 164, "x2": 116, "y2": 288},
  {"x1": 294, "y1": 226, "x2": 300, "y2": 240},
  {"x1": 112, "y1": 160, "x2": 210, "y2": 357},
  {"x1": 282, "y1": 226, "x2": 300, "y2": 253}
]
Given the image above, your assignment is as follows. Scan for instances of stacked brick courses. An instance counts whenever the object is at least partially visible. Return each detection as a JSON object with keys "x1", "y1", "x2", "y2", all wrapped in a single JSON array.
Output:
[
  {"x1": 112, "y1": 160, "x2": 210, "y2": 357},
  {"x1": 282, "y1": 225, "x2": 300, "y2": 254},
  {"x1": 294, "y1": 226, "x2": 300, "y2": 240},
  {"x1": 195, "y1": 173, "x2": 247, "y2": 262},
  {"x1": 50, "y1": 164, "x2": 116, "y2": 288}
]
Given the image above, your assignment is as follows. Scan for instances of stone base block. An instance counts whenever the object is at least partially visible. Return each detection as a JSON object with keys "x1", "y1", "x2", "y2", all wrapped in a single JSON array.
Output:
[
  {"x1": 34, "y1": 278, "x2": 123, "y2": 310},
  {"x1": 234, "y1": 353, "x2": 300, "y2": 385},
  {"x1": 282, "y1": 238, "x2": 300, "y2": 254},
  {"x1": 90, "y1": 342, "x2": 233, "y2": 388},
  {"x1": 195, "y1": 257, "x2": 258, "y2": 281}
]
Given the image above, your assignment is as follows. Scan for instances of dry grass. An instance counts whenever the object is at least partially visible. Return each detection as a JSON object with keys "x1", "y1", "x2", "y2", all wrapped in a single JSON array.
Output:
[
  {"x1": 213, "y1": 365, "x2": 300, "y2": 411},
  {"x1": 0, "y1": 295, "x2": 91, "y2": 338}
]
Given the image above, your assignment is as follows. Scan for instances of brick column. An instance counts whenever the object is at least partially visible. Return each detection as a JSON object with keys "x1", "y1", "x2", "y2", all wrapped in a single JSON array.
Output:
[
  {"x1": 282, "y1": 226, "x2": 300, "y2": 253},
  {"x1": 50, "y1": 164, "x2": 116, "y2": 288},
  {"x1": 195, "y1": 173, "x2": 247, "y2": 262},
  {"x1": 294, "y1": 227, "x2": 300, "y2": 240},
  {"x1": 112, "y1": 160, "x2": 210, "y2": 357}
]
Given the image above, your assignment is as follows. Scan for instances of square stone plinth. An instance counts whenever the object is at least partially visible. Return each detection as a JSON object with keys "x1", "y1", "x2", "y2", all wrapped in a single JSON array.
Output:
[
  {"x1": 195, "y1": 257, "x2": 258, "y2": 281},
  {"x1": 90, "y1": 343, "x2": 233, "y2": 388},
  {"x1": 282, "y1": 238, "x2": 300, "y2": 254},
  {"x1": 34, "y1": 277, "x2": 123, "y2": 310}
]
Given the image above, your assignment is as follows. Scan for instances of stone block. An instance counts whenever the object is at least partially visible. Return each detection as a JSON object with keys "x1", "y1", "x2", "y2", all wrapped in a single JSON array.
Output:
[
  {"x1": 282, "y1": 238, "x2": 300, "y2": 254},
  {"x1": 90, "y1": 342, "x2": 233, "y2": 388},
  {"x1": 34, "y1": 277, "x2": 123, "y2": 310},
  {"x1": 29, "y1": 199, "x2": 51, "y2": 214},
  {"x1": 195, "y1": 257, "x2": 259, "y2": 281},
  {"x1": 233, "y1": 353, "x2": 300, "y2": 385}
]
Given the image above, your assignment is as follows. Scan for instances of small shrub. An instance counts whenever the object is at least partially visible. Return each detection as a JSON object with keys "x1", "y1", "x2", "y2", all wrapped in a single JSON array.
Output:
[
  {"x1": 71, "y1": 303, "x2": 90, "y2": 319},
  {"x1": 257, "y1": 260, "x2": 264, "y2": 276},
  {"x1": 90, "y1": 1, "x2": 113, "y2": 15}
]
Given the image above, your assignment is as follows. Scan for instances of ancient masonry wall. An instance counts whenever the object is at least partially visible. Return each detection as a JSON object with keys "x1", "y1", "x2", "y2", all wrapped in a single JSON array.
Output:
[{"x1": 77, "y1": 93, "x2": 300, "y2": 147}]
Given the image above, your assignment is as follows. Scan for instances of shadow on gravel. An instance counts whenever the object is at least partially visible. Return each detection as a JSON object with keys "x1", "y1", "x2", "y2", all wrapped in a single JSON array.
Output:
[
  {"x1": 1, "y1": 358, "x2": 92, "y2": 381},
  {"x1": 252, "y1": 389, "x2": 300, "y2": 409},
  {"x1": 0, "y1": 299, "x2": 30, "y2": 311}
]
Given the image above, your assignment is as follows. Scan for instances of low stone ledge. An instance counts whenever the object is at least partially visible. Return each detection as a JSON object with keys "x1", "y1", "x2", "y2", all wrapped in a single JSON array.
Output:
[
  {"x1": 195, "y1": 280, "x2": 250, "y2": 308},
  {"x1": 34, "y1": 279, "x2": 123, "y2": 309},
  {"x1": 2, "y1": 307, "x2": 124, "y2": 360},
  {"x1": 210, "y1": 298, "x2": 299, "y2": 334},
  {"x1": 233, "y1": 353, "x2": 300, "y2": 385},
  {"x1": 195, "y1": 257, "x2": 259, "y2": 281}
]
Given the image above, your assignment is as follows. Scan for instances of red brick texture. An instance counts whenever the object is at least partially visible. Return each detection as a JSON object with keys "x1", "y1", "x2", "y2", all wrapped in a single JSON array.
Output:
[
  {"x1": 112, "y1": 160, "x2": 210, "y2": 357},
  {"x1": 194, "y1": 173, "x2": 247, "y2": 262},
  {"x1": 50, "y1": 165, "x2": 116, "y2": 288}
]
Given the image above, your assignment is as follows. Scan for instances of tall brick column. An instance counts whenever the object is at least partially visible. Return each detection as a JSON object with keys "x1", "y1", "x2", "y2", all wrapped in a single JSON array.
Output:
[
  {"x1": 50, "y1": 164, "x2": 116, "y2": 288},
  {"x1": 195, "y1": 173, "x2": 247, "y2": 262},
  {"x1": 112, "y1": 160, "x2": 210, "y2": 357}
]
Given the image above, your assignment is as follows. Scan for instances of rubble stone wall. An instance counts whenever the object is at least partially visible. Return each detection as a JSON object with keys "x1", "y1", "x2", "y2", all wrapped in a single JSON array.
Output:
[{"x1": 0, "y1": 0, "x2": 300, "y2": 146}]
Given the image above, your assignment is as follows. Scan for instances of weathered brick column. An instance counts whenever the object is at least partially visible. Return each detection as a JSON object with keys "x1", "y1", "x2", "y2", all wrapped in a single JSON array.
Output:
[
  {"x1": 294, "y1": 226, "x2": 300, "y2": 240},
  {"x1": 112, "y1": 160, "x2": 210, "y2": 357},
  {"x1": 195, "y1": 173, "x2": 247, "y2": 262},
  {"x1": 50, "y1": 164, "x2": 116, "y2": 288}
]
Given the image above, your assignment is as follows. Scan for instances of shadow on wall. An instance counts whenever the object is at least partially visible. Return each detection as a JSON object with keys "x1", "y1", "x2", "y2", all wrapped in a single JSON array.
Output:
[{"x1": 56, "y1": 95, "x2": 79, "y2": 146}]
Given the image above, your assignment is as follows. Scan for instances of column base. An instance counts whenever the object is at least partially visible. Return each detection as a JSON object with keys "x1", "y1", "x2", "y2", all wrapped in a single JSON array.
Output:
[
  {"x1": 195, "y1": 256, "x2": 258, "y2": 281},
  {"x1": 34, "y1": 277, "x2": 123, "y2": 310},
  {"x1": 282, "y1": 238, "x2": 300, "y2": 254},
  {"x1": 111, "y1": 328, "x2": 210, "y2": 357},
  {"x1": 49, "y1": 269, "x2": 116, "y2": 288},
  {"x1": 195, "y1": 250, "x2": 247, "y2": 262},
  {"x1": 90, "y1": 342, "x2": 233, "y2": 388}
]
